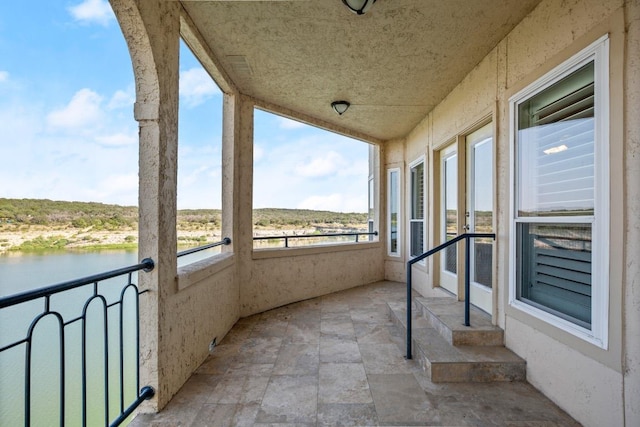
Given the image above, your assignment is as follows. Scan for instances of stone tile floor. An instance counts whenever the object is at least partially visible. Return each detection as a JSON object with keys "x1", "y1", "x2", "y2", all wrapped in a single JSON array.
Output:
[{"x1": 130, "y1": 281, "x2": 581, "y2": 427}]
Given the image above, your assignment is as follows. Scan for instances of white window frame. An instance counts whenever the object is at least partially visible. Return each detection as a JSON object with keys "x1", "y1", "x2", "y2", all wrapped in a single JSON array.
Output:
[
  {"x1": 368, "y1": 174, "x2": 375, "y2": 235},
  {"x1": 409, "y1": 156, "x2": 426, "y2": 262},
  {"x1": 439, "y1": 144, "x2": 458, "y2": 279},
  {"x1": 508, "y1": 36, "x2": 610, "y2": 348},
  {"x1": 387, "y1": 167, "x2": 401, "y2": 257}
]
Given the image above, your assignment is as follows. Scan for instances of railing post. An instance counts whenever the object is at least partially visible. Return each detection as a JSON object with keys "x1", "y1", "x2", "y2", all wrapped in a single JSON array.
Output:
[
  {"x1": 464, "y1": 235, "x2": 471, "y2": 327},
  {"x1": 406, "y1": 262, "x2": 412, "y2": 359}
]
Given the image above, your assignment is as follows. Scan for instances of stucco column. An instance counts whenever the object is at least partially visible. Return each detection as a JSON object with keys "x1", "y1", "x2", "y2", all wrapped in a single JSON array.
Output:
[
  {"x1": 624, "y1": 1, "x2": 640, "y2": 424},
  {"x1": 228, "y1": 95, "x2": 255, "y2": 317},
  {"x1": 111, "y1": 0, "x2": 180, "y2": 411}
]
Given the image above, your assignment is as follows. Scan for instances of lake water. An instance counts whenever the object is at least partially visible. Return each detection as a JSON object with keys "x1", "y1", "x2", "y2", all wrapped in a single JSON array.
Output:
[
  {"x1": 0, "y1": 250, "x2": 140, "y2": 297},
  {"x1": 0, "y1": 247, "x2": 220, "y2": 296}
]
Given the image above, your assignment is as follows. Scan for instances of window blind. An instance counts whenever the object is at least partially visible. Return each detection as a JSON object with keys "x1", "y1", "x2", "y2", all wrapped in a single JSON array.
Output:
[{"x1": 518, "y1": 62, "x2": 595, "y2": 217}]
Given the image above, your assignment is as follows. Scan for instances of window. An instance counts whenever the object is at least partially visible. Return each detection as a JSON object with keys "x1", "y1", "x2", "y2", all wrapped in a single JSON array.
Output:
[
  {"x1": 387, "y1": 168, "x2": 400, "y2": 256},
  {"x1": 409, "y1": 159, "x2": 425, "y2": 258},
  {"x1": 252, "y1": 109, "x2": 372, "y2": 248},
  {"x1": 176, "y1": 39, "x2": 224, "y2": 267},
  {"x1": 367, "y1": 150, "x2": 376, "y2": 233},
  {"x1": 442, "y1": 148, "x2": 457, "y2": 274},
  {"x1": 510, "y1": 36, "x2": 609, "y2": 346}
]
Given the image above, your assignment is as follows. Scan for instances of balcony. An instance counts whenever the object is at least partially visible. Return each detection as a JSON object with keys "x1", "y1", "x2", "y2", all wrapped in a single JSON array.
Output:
[
  {"x1": 0, "y1": 236, "x2": 581, "y2": 425},
  {"x1": 130, "y1": 281, "x2": 579, "y2": 426}
]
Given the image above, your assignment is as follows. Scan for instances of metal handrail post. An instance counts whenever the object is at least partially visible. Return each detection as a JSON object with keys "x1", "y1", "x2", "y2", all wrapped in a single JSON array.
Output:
[
  {"x1": 406, "y1": 264, "x2": 413, "y2": 359},
  {"x1": 404, "y1": 233, "x2": 495, "y2": 359},
  {"x1": 464, "y1": 235, "x2": 471, "y2": 327}
]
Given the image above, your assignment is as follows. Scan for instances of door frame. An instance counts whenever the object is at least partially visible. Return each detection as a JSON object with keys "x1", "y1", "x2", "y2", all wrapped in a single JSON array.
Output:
[
  {"x1": 466, "y1": 122, "x2": 494, "y2": 313},
  {"x1": 437, "y1": 142, "x2": 463, "y2": 296},
  {"x1": 434, "y1": 118, "x2": 496, "y2": 316}
]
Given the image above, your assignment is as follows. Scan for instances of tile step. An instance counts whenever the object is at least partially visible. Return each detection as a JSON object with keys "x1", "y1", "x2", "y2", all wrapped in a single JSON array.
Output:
[
  {"x1": 413, "y1": 296, "x2": 505, "y2": 346},
  {"x1": 388, "y1": 302, "x2": 526, "y2": 383}
]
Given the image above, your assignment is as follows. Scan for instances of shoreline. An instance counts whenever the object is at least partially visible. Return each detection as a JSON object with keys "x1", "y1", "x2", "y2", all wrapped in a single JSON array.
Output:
[{"x1": 0, "y1": 224, "x2": 367, "y2": 254}]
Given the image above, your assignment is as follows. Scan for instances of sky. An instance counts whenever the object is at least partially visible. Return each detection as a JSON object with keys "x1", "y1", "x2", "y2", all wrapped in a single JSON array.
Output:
[{"x1": 0, "y1": 0, "x2": 369, "y2": 213}]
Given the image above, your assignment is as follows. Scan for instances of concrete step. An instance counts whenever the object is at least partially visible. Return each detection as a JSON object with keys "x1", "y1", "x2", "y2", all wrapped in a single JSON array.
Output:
[
  {"x1": 388, "y1": 301, "x2": 526, "y2": 383},
  {"x1": 414, "y1": 297, "x2": 504, "y2": 346}
]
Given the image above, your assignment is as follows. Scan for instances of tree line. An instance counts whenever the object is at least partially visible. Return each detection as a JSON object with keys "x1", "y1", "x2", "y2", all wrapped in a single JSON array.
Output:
[{"x1": 0, "y1": 198, "x2": 367, "y2": 230}]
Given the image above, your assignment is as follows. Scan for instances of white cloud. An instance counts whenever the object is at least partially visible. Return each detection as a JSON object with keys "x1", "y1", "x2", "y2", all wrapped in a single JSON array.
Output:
[
  {"x1": 295, "y1": 151, "x2": 346, "y2": 178},
  {"x1": 180, "y1": 165, "x2": 209, "y2": 187},
  {"x1": 0, "y1": 71, "x2": 9, "y2": 83},
  {"x1": 0, "y1": 87, "x2": 141, "y2": 206},
  {"x1": 179, "y1": 67, "x2": 220, "y2": 108},
  {"x1": 107, "y1": 88, "x2": 135, "y2": 110},
  {"x1": 46, "y1": 88, "x2": 104, "y2": 130},
  {"x1": 278, "y1": 117, "x2": 306, "y2": 130},
  {"x1": 68, "y1": 0, "x2": 115, "y2": 26}
]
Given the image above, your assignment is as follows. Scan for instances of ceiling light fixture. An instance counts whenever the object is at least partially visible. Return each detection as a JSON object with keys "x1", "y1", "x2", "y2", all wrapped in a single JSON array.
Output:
[
  {"x1": 342, "y1": 0, "x2": 376, "y2": 15},
  {"x1": 331, "y1": 101, "x2": 350, "y2": 115}
]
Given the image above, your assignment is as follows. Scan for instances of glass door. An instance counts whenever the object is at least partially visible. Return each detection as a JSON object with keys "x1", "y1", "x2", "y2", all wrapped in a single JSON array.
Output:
[
  {"x1": 438, "y1": 124, "x2": 494, "y2": 312},
  {"x1": 440, "y1": 144, "x2": 458, "y2": 295},
  {"x1": 466, "y1": 123, "x2": 493, "y2": 313}
]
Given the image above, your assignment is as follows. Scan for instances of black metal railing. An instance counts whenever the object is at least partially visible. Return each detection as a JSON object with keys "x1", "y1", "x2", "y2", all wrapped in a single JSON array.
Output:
[
  {"x1": 253, "y1": 231, "x2": 378, "y2": 248},
  {"x1": 405, "y1": 233, "x2": 495, "y2": 359},
  {"x1": 177, "y1": 237, "x2": 231, "y2": 258},
  {"x1": 0, "y1": 259, "x2": 156, "y2": 426}
]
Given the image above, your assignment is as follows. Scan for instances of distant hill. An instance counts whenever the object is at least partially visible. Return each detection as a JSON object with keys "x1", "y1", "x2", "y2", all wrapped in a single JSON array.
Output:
[
  {"x1": 0, "y1": 198, "x2": 368, "y2": 230},
  {"x1": 0, "y1": 198, "x2": 138, "y2": 230}
]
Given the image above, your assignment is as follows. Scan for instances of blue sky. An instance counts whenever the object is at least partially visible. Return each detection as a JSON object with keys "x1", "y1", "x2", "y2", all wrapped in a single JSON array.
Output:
[{"x1": 0, "y1": 0, "x2": 369, "y2": 213}]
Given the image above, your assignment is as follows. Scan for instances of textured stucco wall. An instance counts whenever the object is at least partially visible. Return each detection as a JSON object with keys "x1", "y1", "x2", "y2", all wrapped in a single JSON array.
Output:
[
  {"x1": 383, "y1": 138, "x2": 406, "y2": 282},
  {"x1": 505, "y1": 0, "x2": 624, "y2": 88},
  {"x1": 508, "y1": 317, "x2": 623, "y2": 426},
  {"x1": 163, "y1": 264, "x2": 238, "y2": 398},
  {"x1": 624, "y1": 0, "x2": 640, "y2": 424},
  {"x1": 242, "y1": 245, "x2": 384, "y2": 316}
]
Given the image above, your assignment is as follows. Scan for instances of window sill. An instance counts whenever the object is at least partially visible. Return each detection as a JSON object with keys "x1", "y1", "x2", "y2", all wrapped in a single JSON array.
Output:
[
  {"x1": 508, "y1": 298, "x2": 606, "y2": 349},
  {"x1": 176, "y1": 252, "x2": 235, "y2": 291}
]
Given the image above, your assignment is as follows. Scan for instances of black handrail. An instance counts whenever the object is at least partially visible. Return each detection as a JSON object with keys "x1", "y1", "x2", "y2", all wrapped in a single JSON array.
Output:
[
  {"x1": 254, "y1": 231, "x2": 378, "y2": 248},
  {"x1": 177, "y1": 237, "x2": 231, "y2": 258},
  {"x1": 0, "y1": 259, "x2": 156, "y2": 426},
  {"x1": 109, "y1": 385, "x2": 155, "y2": 427},
  {"x1": 406, "y1": 233, "x2": 495, "y2": 359},
  {"x1": 0, "y1": 259, "x2": 154, "y2": 309}
]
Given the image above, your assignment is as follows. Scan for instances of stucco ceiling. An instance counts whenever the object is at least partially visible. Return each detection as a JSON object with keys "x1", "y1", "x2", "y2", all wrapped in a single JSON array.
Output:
[{"x1": 180, "y1": 0, "x2": 542, "y2": 142}]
